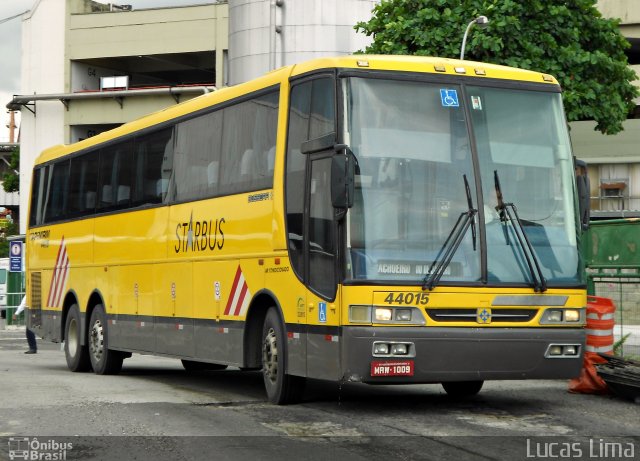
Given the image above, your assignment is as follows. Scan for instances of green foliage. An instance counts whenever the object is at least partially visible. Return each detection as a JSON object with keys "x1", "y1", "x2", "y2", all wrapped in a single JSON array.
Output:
[
  {"x1": 613, "y1": 333, "x2": 631, "y2": 356},
  {"x1": 356, "y1": 0, "x2": 638, "y2": 134},
  {"x1": 2, "y1": 147, "x2": 19, "y2": 193},
  {"x1": 0, "y1": 222, "x2": 19, "y2": 258}
]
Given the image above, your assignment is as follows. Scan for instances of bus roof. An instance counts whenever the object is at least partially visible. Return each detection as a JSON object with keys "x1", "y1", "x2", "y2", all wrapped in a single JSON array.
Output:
[
  {"x1": 289, "y1": 55, "x2": 558, "y2": 85},
  {"x1": 35, "y1": 54, "x2": 558, "y2": 165}
]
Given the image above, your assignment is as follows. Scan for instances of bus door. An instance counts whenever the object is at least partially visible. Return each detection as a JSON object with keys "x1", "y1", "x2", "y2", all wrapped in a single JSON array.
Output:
[
  {"x1": 305, "y1": 153, "x2": 342, "y2": 380},
  {"x1": 286, "y1": 74, "x2": 341, "y2": 379}
]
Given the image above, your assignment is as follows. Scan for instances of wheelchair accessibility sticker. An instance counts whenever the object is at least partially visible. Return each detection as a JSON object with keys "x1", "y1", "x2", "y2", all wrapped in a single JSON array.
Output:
[
  {"x1": 318, "y1": 302, "x2": 327, "y2": 323},
  {"x1": 440, "y1": 89, "x2": 459, "y2": 107}
]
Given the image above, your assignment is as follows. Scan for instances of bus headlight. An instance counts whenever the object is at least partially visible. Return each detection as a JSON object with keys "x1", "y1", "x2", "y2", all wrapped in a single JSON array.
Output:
[
  {"x1": 545, "y1": 310, "x2": 563, "y2": 323},
  {"x1": 390, "y1": 343, "x2": 408, "y2": 355},
  {"x1": 540, "y1": 308, "x2": 584, "y2": 325},
  {"x1": 374, "y1": 308, "x2": 393, "y2": 322},
  {"x1": 564, "y1": 309, "x2": 581, "y2": 322},
  {"x1": 372, "y1": 341, "x2": 415, "y2": 357},
  {"x1": 373, "y1": 343, "x2": 389, "y2": 355},
  {"x1": 349, "y1": 305, "x2": 426, "y2": 325}
]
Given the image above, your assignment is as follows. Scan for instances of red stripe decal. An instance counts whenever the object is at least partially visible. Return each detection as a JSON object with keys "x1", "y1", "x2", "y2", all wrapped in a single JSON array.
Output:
[
  {"x1": 224, "y1": 266, "x2": 242, "y2": 315},
  {"x1": 48, "y1": 237, "x2": 66, "y2": 307},
  {"x1": 232, "y1": 282, "x2": 248, "y2": 317},
  {"x1": 53, "y1": 251, "x2": 69, "y2": 307}
]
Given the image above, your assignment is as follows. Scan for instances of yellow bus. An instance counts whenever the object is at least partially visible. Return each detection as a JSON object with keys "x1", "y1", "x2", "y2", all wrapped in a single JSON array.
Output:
[{"x1": 26, "y1": 55, "x2": 586, "y2": 404}]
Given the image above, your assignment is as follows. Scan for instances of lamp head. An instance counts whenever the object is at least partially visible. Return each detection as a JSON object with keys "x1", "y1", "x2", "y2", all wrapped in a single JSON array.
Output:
[{"x1": 475, "y1": 16, "x2": 489, "y2": 29}]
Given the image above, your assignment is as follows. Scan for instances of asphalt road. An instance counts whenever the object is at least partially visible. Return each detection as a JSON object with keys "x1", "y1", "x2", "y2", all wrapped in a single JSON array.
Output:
[{"x1": 0, "y1": 327, "x2": 637, "y2": 461}]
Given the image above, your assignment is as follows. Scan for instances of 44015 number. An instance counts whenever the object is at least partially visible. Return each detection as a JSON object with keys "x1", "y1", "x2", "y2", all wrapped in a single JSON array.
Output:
[{"x1": 384, "y1": 292, "x2": 429, "y2": 305}]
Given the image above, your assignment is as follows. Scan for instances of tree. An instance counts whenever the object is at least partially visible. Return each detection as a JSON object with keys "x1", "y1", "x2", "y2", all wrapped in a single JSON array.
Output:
[
  {"x1": 0, "y1": 146, "x2": 20, "y2": 256},
  {"x1": 356, "y1": 0, "x2": 638, "y2": 134},
  {"x1": 0, "y1": 221, "x2": 18, "y2": 258},
  {"x1": 2, "y1": 146, "x2": 19, "y2": 193}
]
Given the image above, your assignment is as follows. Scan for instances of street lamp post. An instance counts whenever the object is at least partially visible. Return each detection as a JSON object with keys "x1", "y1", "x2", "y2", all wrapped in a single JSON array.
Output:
[{"x1": 460, "y1": 16, "x2": 489, "y2": 60}]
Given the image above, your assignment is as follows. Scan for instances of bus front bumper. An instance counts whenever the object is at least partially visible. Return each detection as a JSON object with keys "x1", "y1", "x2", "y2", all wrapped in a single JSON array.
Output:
[{"x1": 341, "y1": 326, "x2": 585, "y2": 384}]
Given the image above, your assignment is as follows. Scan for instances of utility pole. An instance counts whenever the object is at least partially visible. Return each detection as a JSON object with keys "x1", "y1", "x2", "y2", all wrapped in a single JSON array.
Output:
[{"x1": 6, "y1": 111, "x2": 17, "y2": 143}]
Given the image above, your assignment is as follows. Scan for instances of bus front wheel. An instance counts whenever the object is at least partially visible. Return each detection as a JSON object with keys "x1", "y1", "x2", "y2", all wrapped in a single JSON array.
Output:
[
  {"x1": 261, "y1": 307, "x2": 305, "y2": 405},
  {"x1": 442, "y1": 380, "x2": 484, "y2": 397},
  {"x1": 88, "y1": 305, "x2": 123, "y2": 375},
  {"x1": 64, "y1": 304, "x2": 91, "y2": 372}
]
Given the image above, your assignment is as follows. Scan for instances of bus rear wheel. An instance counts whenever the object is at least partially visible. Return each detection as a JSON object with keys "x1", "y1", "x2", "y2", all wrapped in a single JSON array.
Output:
[
  {"x1": 442, "y1": 380, "x2": 484, "y2": 397},
  {"x1": 64, "y1": 304, "x2": 91, "y2": 372},
  {"x1": 261, "y1": 307, "x2": 305, "y2": 405},
  {"x1": 88, "y1": 305, "x2": 123, "y2": 375}
]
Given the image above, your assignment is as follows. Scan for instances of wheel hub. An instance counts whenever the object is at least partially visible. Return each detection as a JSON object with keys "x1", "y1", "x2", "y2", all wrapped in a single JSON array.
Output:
[
  {"x1": 67, "y1": 317, "x2": 78, "y2": 356},
  {"x1": 262, "y1": 327, "x2": 278, "y2": 383},
  {"x1": 89, "y1": 318, "x2": 104, "y2": 362}
]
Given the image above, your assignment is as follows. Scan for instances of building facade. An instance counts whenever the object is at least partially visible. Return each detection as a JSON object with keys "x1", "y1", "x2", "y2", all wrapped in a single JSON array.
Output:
[
  {"x1": 9, "y1": 0, "x2": 377, "y2": 233},
  {"x1": 12, "y1": 0, "x2": 229, "y2": 234},
  {"x1": 571, "y1": 0, "x2": 640, "y2": 218},
  {"x1": 8, "y1": 0, "x2": 639, "y2": 230}
]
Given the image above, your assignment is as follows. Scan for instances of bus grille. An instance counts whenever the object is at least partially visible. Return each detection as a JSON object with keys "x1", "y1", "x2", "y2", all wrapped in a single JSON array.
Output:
[
  {"x1": 425, "y1": 308, "x2": 537, "y2": 323},
  {"x1": 30, "y1": 272, "x2": 42, "y2": 309}
]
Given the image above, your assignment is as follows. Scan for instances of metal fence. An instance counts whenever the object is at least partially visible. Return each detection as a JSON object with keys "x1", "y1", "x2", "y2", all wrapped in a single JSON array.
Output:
[
  {"x1": 584, "y1": 219, "x2": 640, "y2": 357},
  {"x1": 0, "y1": 291, "x2": 26, "y2": 328}
]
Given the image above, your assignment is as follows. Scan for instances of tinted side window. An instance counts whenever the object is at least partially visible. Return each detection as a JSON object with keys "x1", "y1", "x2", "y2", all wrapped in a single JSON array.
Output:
[
  {"x1": 98, "y1": 140, "x2": 134, "y2": 211},
  {"x1": 134, "y1": 128, "x2": 174, "y2": 205},
  {"x1": 68, "y1": 152, "x2": 99, "y2": 217},
  {"x1": 285, "y1": 77, "x2": 336, "y2": 281},
  {"x1": 285, "y1": 81, "x2": 312, "y2": 278},
  {"x1": 220, "y1": 91, "x2": 279, "y2": 195},
  {"x1": 30, "y1": 167, "x2": 45, "y2": 227},
  {"x1": 309, "y1": 78, "x2": 335, "y2": 139},
  {"x1": 174, "y1": 110, "x2": 223, "y2": 202},
  {"x1": 308, "y1": 156, "x2": 336, "y2": 298},
  {"x1": 43, "y1": 160, "x2": 70, "y2": 223}
]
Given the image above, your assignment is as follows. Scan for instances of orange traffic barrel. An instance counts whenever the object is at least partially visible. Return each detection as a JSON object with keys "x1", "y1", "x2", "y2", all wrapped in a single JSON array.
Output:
[{"x1": 585, "y1": 296, "x2": 616, "y2": 355}]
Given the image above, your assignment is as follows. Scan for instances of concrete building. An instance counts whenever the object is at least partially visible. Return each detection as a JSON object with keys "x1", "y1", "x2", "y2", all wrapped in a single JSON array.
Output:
[
  {"x1": 9, "y1": 0, "x2": 228, "y2": 234},
  {"x1": 8, "y1": 0, "x2": 637, "y2": 229},
  {"x1": 228, "y1": 0, "x2": 377, "y2": 84},
  {"x1": 571, "y1": 0, "x2": 640, "y2": 218},
  {"x1": 8, "y1": 0, "x2": 377, "y2": 233}
]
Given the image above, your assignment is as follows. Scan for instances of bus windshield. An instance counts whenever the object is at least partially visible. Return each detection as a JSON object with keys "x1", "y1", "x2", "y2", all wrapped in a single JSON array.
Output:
[{"x1": 342, "y1": 76, "x2": 582, "y2": 286}]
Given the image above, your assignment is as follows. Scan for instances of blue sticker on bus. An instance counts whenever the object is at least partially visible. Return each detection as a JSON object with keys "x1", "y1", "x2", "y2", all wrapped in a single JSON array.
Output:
[
  {"x1": 318, "y1": 302, "x2": 327, "y2": 323},
  {"x1": 440, "y1": 89, "x2": 459, "y2": 107}
]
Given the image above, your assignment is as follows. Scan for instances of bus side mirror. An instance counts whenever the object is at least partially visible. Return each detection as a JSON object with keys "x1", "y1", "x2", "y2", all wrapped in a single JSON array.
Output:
[{"x1": 331, "y1": 149, "x2": 355, "y2": 210}]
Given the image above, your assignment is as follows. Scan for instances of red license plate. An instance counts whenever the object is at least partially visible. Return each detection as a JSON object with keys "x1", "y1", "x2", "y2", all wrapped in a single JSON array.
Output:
[{"x1": 370, "y1": 360, "x2": 414, "y2": 377}]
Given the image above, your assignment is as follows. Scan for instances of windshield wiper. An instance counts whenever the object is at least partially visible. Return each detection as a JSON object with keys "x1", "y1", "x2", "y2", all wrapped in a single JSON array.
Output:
[
  {"x1": 423, "y1": 175, "x2": 477, "y2": 291},
  {"x1": 493, "y1": 170, "x2": 547, "y2": 292}
]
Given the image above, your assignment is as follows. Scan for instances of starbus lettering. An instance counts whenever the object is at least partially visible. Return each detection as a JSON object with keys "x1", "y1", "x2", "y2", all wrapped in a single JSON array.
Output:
[{"x1": 175, "y1": 214, "x2": 225, "y2": 253}]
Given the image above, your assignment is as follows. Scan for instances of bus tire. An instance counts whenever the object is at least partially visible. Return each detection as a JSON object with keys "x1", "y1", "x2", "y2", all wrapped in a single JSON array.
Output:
[
  {"x1": 88, "y1": 305, "x2": 123, "y2": 375},
  {"x1": 64, "y1": 304, "x2": 91, "y2": 372},
  {"x1": 442, "y1": 380, "x2": 484, "y2": 397},
  {"x1": 181, "y1": 360, "x2": 228, "y2": 372},
  {"x1": 261, "y1": 307, "x2": 305, "y2": 405}
]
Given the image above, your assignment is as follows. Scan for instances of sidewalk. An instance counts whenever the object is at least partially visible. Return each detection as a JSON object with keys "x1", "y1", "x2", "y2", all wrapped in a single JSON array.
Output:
[{"x1": 0, "y1": 321, "x2": 25, "y2": 331}]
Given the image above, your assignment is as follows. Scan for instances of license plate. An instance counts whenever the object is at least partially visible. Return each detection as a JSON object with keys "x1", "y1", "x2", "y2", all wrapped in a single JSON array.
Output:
[{"x1": 370, "y1": 360, "x2": 414, "y2": 377}]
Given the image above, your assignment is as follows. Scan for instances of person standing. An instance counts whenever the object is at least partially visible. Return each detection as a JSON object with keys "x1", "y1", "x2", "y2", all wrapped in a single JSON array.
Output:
[{"x1": 12, "y1": 296, "x2": 37, "y2": 354}]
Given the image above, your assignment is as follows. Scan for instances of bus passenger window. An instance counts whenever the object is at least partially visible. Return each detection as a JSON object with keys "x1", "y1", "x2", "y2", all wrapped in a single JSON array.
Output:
[
  {"x1": 134, "y1": 128, "x2": 174, "y2": 205},
  {"x1": 174, "y1": 111, "x2": 221, "y2": 202},
  {"x1": 43, "y1": 160, "x2": 70, "y2": 223},
  {"x1": 68, "y1": 152, "x2": 99, "y2": 217}
]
